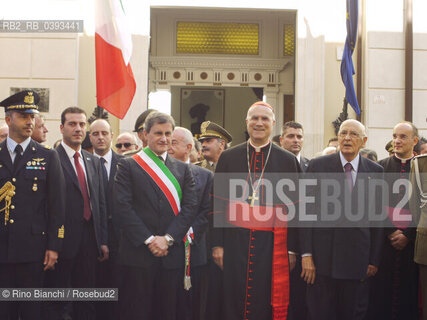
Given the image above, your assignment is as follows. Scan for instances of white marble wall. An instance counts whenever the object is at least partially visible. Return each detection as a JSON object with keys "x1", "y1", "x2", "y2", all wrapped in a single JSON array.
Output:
[{"x1": 0, "y1": 33, "x2": 79, "y2": 146}]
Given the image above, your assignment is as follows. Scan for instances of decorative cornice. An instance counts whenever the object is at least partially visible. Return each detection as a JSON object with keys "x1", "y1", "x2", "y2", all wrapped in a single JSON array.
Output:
[{"x1": 150, "y1": 56, "x2": 292, "y2": 71}]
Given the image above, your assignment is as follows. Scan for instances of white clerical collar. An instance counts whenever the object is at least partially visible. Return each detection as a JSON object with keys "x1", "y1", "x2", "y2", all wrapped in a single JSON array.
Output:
[
  {"x1": 61, "y1": 141, "x2": 82, "y2": 159},
  {"x1": 339, "y1": 151, "x2": 360, "y2": 172},
  {"x1": 249, "y1": 139, "x2": 271, "y2": 153},
  {"x1": 394, "y1": 154, "x2": 413, "y2": 164},
  {"x1": 94, "y1": 148, "x2": 112, "y2": 163},
  {"x1": 7, "y1": 136, "x2": 31, "y2": 154}
]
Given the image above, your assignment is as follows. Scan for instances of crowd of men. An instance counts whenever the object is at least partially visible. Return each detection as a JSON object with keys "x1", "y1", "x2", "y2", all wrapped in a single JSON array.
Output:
[{"x1": 0, "y1": 89, "x2": 427, "y2": 320}]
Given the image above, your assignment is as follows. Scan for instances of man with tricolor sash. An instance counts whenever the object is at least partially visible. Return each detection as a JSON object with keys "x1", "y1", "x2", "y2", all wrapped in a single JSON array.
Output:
[
  {"x1": 211, "y1": 101, "x2": 301, "y2": 320},
  {"x1": 114, "y1": 112, "x2": 197, "y2": 320}
]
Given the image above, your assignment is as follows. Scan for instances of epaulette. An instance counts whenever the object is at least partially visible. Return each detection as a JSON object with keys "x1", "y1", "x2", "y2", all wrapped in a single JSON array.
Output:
[
  {"x1": 194, "y1": 161, "x2": 202, "y2": 166},
  {"x1": 43, "y1": 145, "x2": 51, "y2": 150},
  {"x1": 415, "y1": 153, "x2": 427, "y2": 159}
]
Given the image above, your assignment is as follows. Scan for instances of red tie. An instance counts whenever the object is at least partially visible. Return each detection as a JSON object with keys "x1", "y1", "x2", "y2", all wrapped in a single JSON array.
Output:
[{"x1": 73, "y1": 152, "x2": 92, "y2": 220}]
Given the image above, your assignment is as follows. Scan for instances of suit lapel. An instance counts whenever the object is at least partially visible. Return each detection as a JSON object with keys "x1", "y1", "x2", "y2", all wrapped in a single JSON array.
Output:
[
  {"x1": 0, "y1": 140, "x2": 13, "y2": 174},
  {"x1": 82, "y1": 150, "x2": 94, "y2": 194},
  {"x1": 109, "y1": 151, "x2": 119, "y2": 186},
  {"x1": 56, "y1": 144, "x2": 80, "y2": 190}
]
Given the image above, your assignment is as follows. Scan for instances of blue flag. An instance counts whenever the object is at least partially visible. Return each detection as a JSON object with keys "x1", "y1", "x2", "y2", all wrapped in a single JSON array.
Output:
[{"x1": 340, "y1": 0, "x2": 360, "y2": 116}]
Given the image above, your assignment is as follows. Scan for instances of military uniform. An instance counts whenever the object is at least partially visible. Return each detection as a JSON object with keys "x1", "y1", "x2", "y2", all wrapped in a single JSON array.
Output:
[
  {"x1": 196, "y1": 121, "x2": 232, "y2": 320},
  {"x1": 196, "y1": 121, "x2": 232, "y2": 173},
  {"x1": 0, "y1": 90, "x2": 66, "y2": 320}
]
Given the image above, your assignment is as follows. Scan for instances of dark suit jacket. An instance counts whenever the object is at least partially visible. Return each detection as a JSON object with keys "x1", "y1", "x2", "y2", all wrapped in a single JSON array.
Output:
[
  {"x1": 114, "y1": 153, "x2": 197, "y2": 269},
  {"x1": 301, "y1": 152, "x2": 384, "y2": 280},
  {"x1": 0, "y1": 139, "x2": 65, "y2": 263},
  {"x1": 300, "y1": 156, "x2": 309, "y2": 172},
  {"x1": 188, "y1": 163, "x2": 213, "y2": 267},
  {"x1": 104, "y1": 151, "x2": 123, "y2": 258},
  {"x1": 56, "y1": 144, "x2": 107, "y2": 260}
]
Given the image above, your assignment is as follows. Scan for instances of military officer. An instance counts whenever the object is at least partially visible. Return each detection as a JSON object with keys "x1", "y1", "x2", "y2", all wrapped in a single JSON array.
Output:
[
  {"x1": 0, "y1": 90, "x2": 66, "y2": 320},
  {"x1": 197, "y1": 121, "x2": 232, "y2": 173}
]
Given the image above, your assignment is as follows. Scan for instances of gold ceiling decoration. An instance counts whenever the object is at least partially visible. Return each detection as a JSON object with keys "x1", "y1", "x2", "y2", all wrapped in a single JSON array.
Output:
[
  {"x1": 176, "y1": 21, "x2": 259, "y2": 55},
  {"x1": 284, "y1": 24, "x2": 295, "y2": 56}
]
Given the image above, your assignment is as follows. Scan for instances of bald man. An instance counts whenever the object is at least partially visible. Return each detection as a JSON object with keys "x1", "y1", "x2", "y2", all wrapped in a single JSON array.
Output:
[
  {"x1": 115, "y1": 132, "x2": 138, "y2": 155},
  {"x1": 89, "y1": 119, "x2": 123, "y2": 320},
  {"x1": 369, "y1": 122, "x2": 420, "y2": 320}
]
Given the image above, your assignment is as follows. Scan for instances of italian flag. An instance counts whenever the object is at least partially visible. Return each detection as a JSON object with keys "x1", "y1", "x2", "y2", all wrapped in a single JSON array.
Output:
[{"x1": 95, "y1": 0, "x2": 136, "y2": 119}]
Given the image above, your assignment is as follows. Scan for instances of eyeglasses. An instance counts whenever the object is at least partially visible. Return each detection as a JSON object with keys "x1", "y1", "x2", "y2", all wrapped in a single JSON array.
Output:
[
  {"x1": 115, "y1": 143, "x2": 135, "y2": 149},
  {"x1": 338, "y1": 130, "x2": 361, "y2": 139}
]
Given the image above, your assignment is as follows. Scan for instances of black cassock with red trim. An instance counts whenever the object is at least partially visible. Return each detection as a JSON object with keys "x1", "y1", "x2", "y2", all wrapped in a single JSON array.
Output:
[{"x1": 212, "y1": 141, "x2": 301, "y2": 320}]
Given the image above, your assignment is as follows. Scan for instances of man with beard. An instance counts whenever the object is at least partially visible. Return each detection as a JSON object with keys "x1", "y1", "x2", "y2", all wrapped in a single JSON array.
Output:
[
  {"x1": 211, "y1": 101, "x2": 301, "y2": 319},
  {"x1": 368, "y1": 122, "x2": 419, "y2": 320},
  {"x1": 198, "y1": 121, "x2": 232, "y2": 173}
]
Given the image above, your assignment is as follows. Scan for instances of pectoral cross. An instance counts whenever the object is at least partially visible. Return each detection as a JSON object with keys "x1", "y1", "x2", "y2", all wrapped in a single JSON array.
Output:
[{"x1": 249, "y1": 191, "x2": 259, "y2": 207}]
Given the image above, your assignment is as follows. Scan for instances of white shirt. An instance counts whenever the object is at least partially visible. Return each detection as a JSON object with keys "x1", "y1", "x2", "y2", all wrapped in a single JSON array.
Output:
[
  {"x1": 157, "y1": 151, "x2": 168, "y2": 162},
  {"x1": 296, "y1": 153, "x2": 301, "y2": 163},
  {"x1": 7, "y1": 136, "x2": 31, "y2": 163},
  {"x1": 61, "y1": 141, "x2": 88, "y2": 179},
  {"x1": 339, "y1": 151, "x2": 360, "y2": 185},
  {"x1": 93, "y1": 149, "x2": 112, "y2": 179}
]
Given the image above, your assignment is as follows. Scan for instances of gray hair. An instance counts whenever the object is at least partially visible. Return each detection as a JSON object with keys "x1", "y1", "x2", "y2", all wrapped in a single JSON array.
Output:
[
  {"x1": 144, "y1": 112, "x2": 175, "y2": 133},
  {"x1": 360, "y1": 148, "x2": 378, "y2": 162},
  {"x1": 339, "y1": 119, "x2": 366, "y2": 137},
  {"x1": 174, "y1": 127, "x2": 194, "y2": 148}
]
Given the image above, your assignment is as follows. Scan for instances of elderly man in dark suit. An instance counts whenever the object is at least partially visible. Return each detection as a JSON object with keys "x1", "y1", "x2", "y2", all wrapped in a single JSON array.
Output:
[
  {"x1": 45, "y1": 107, "x2": 108, "y2": 320},
  {"x1": 0, "y1": 90, "x2": 65, "y2": 320},
  {"x1": 168, "y1": 126, "x2": 213, "y2": 320},
  {"x1": 114, "y1": 112, "x2": 197, "y2": 320},
  {"x1": 301, "y1": 119, "x2": 384, "y2": 320},
  {"x1": 89, "y1": 118, "x2": 123, "y2": 320}
]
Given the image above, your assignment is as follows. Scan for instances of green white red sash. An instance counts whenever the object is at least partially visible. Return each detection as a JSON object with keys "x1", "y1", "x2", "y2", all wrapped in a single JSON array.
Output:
[{"x1": 132, "y1": 147, "x2": 182, "y2": 215}]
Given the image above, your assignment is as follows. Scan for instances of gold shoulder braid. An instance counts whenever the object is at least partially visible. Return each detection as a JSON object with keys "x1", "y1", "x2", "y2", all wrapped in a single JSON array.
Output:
[{"x1": 0, "y1": 181, "x2": 16, "y2": 225}]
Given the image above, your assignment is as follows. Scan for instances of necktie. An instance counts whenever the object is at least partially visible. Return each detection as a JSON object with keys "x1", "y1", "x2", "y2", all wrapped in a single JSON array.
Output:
[
  {"x1": 344, "y1": 162, "x2": 354, "y2": 192},
  {"x1": 14, "y1": 144, "x2": 23, "y2": 171},
  {"x1": 158, "y1": 156, "x2": 164, "y2": 162},
  {"x1": 73, "y1": 152, "x2": 92, "y2": 220},
  {"x1": 100, "y1": 157, "x2": 109, "y2": 185}
]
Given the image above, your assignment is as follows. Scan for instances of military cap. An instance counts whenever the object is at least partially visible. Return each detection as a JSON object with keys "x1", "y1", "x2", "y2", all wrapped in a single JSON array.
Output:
[
  {"x1": 0, "y1": 90, "x2": 40, "y2": 114},
  {"x1": 134, "y1": 109, "x2": 156, "y2": 132},
  {"x1": 199, "y1": 121, "x2": 232, "y2": 143}
]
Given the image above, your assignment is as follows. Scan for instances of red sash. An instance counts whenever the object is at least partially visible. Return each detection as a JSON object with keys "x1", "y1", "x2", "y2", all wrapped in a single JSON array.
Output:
[{"x1": 227, "y1": 201, "x2": 289, "y2": 319}]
